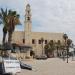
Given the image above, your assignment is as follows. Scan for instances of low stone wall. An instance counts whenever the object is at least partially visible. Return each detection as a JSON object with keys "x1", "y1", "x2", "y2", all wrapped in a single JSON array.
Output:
[{"x1": 11, "y1": 51, "x2": 32, "y2": 60}]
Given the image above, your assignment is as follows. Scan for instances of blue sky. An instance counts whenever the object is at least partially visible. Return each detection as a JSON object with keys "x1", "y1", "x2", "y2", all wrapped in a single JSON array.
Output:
[{"x1": 0, "y1": 0, "x2": 75, "y2": 44}]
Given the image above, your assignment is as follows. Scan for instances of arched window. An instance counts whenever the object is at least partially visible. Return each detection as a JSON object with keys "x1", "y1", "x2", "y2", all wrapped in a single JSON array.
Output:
[
  {"x1": 27, "y1": 17, "x2": 30, "y2": 20},
  {"x1": 45, "y1": 40, "x2": 47, "y2": 44},
  {"x1": 32, "y1": 39, "x2": 35, "y2": 44},
  {"x1": 57, "y1": 40, "x2": 61, "y2": 43},
  {"x1": 28, "y1": 11, "x2": 30, "y2": 14},
  {"x1": 39, "y1": 40, "x2": 41, "y2": 44},
  {"x1": 23, "y1": 39, "x2": 25, "y2": 44}
]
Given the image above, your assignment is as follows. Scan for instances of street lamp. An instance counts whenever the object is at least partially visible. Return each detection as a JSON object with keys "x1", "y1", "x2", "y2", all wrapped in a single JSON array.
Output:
[{"x1": 41, "y1": 38, "x2": 44, "y2": 55}]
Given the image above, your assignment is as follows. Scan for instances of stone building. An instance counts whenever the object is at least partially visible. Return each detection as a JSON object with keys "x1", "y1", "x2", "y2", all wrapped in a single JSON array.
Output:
[{"x1": 12, "y1": 4, "x2": 64, "y2": 57}]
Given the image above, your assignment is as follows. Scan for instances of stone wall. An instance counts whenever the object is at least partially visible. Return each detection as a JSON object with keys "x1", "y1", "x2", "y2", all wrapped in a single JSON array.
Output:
[{"x1": 12, "y1": 31, "x2": 64, "y2": 56}]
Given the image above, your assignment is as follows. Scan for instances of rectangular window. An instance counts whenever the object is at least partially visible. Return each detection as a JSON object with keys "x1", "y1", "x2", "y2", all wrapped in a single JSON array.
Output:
[
  {"x1": 45, "y1": 40, "x2": 47, "y2": 44},
  {"x1": 39, "y1": 40, "x2": 41, "y2": 44},
  {"x1": 32, "y1": 39, "x2": 35, "y2": 44},
  {"x1": 23, "y1": 39, "x2": 25, "y2": 44}
]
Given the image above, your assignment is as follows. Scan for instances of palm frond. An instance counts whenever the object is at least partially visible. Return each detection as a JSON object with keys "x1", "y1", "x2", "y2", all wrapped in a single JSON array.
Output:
[
  {"x1": 16, "y1": 14, "x2": 20, "y2": 18},
  {"x1": 12, "y1": 11, "x2": 16, "y2": 15},
  {"x1": 8, "y1": 9, "x2": 12, "y2": 15},
  {"x1": 5, "y1": 8, "x2": 7, "y2": 16},
  {"x1": 0, "y1": 19, "x2": 3, "y2": 24},
  {"x1": 1, "y1": 8, "x2": 5, "y2": 15},
  {"x1": 14, "y1": 17, "x2": 21, "y2": 25},
  {"x1": 0, "y1": 13, "x2": 2, "y2": 19}
]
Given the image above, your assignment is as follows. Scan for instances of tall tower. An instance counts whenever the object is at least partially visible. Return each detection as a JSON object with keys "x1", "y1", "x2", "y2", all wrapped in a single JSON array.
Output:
[
  {"x1": 25, "y1": 4, "x2": 32, "y2": 32},
  {"x1": 24, "y1": 4, "x2": 32, "y2": 45}
]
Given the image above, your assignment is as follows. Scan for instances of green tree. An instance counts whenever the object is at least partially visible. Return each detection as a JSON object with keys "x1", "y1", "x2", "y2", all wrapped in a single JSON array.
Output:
[
  {"x1": 44, "y1": 40, "x2": 55, "y2": 57},
  {"x1": 49, "y1": 40, "x2": 55, "y2": 52},
  {"x1": 67, "y1": 39, "x2": 72, "y2": 47},
  {"x1": 44, "y1": 43, "x2": 49, "y2": 56},
  {"x1": 63, "y1": 34, "x2": 68, "y2": 47},
  {"x1": 66, "y1": 39, "x2": 72, "y2": 63},
  {"x1": 0, "y1": 8, "x2": 20, "y2": 45},
  {"x1": 41, "y1": 38, "x2": 44, "y2": 55},
  {"x1": 63, "y1": 34, "x2": 68, "y2": 60},
  {"x1": 0, "y1": 8, "x2": 8, "y2": 44},
  {"x1": 55, "y1": 40, "x2": 61, "y2": 56}
]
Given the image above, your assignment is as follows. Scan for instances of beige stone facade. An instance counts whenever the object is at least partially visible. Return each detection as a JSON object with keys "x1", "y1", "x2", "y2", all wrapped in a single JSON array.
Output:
[{"x1": 12, "y1": 4, "x2": 64, "y2": 56}]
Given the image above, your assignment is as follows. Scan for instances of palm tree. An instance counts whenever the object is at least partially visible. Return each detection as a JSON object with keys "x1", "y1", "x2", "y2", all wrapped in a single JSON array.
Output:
[
  {"x1": 63, "y1": 34, "x2": 68, "y2": 60},
  {"x1": 67, "y1": 39, "x2": 72, "y2": 47},
  {"x1": 44, "y1": 40, "x2": 55, "y2": 57},
  {"x1": 41, "y1": 38, "x2": 44, "y2": 55},
  {"x1": 0, "y1": 8, "x2": 20, "y2": 56},
  {"x1": 0, "y1": 8, "x2": 20, "y2": 45},
  {"x1": 0, "y1": 8, "x2": 8, "y2": 44},
  {"x1": 44, "y1": 43, "x2": 49, "y2": 57},
  {"x1": 63, "y1": 34, "x2": 68, "y2": 47},
  {"x1": 66, "y1": 39, "x2": 72, "y2": 63},
  {"x1": 49, "y1": 40, "x2": 55, "y2": 56},
  {"x1": 7, "y1": 10, "x2": 20, "y2": 44}
]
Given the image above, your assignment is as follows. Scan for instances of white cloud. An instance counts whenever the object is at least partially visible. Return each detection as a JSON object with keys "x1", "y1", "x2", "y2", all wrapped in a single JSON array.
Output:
[
  {"x1": 0, "y1": 0, "x2": 75, "y2": 44},
  {"x1": 30, "y1": 0, "x2": 75, "y2": 44}
]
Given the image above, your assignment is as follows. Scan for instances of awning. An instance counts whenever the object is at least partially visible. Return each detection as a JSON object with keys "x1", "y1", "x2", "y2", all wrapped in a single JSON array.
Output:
[{"x1": 12, "y1": 43, "x2": 32, "y2": 51}]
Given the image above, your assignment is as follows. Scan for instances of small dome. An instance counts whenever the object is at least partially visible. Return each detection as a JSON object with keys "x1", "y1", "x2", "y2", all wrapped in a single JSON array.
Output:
[{"x1": 26, "y1": 4, "x2": 31, "y2": 10}]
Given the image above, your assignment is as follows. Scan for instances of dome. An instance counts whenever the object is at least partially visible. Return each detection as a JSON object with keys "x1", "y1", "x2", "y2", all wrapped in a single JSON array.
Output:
[{"x1": 26, "y1": 4, "x2": 30, "y2": 7}]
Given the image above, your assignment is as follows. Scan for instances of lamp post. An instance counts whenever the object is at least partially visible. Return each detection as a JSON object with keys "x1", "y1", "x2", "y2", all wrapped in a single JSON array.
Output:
[
  {"x1": 66, "y1": 45, "x2": 69, "y2": 63},
  {"x1": 41, "y1": 38, "x2": 44, "y2": 56}
]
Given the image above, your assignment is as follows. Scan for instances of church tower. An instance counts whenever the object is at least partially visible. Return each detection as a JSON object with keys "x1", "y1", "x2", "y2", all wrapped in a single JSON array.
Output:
[
  {"x1": 25, "y1": 4, "x2": 32, "y2": 32},
  {"x1": 24, "y1": 4, "x2": 32, "y2": 45}
]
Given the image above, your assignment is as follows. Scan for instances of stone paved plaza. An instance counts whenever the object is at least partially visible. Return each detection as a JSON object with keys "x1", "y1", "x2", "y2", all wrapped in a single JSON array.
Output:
[{"x1": 18, "y1": 58, "x2": 75, "y2": 75}]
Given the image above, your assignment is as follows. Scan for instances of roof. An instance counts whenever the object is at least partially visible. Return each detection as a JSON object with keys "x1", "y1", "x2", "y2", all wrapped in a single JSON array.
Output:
[{"x1": 12, "y1": 43, "x2": 32, "y2": 50}]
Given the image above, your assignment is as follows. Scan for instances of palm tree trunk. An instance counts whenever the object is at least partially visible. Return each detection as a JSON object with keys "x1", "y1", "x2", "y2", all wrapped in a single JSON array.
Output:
[
  {"x1": 8, "y1": 31, "x2": 13, "y2": 44},
  {"x1": 57, "y1": 47, "x2": 59, "y2": 57},
  {"x1": 2, "y1": 27, "x2": 7, "y2": 44},
  {"x1": 67, "y1": 46, "x2": 69, "y2": 63},
  {"x1": 2, "y1": 32, "x2": 7, "y2": 44},
  {"x1": 6, "y1": 31, "x2": 13, "y2": 57}
]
